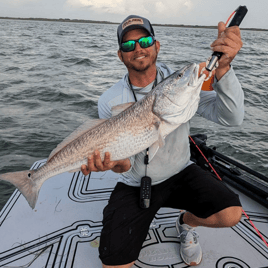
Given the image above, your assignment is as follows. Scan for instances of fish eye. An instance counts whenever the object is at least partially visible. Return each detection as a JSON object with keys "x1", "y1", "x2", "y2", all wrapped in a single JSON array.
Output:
[{"x1": 28, "y1": 173, "x2": 31, "y2": 178}]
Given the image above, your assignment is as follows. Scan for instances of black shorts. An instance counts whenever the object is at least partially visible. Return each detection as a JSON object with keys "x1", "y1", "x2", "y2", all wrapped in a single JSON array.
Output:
[{"x1": 99, "y1": 164, "x2": 241, "y2": 265}]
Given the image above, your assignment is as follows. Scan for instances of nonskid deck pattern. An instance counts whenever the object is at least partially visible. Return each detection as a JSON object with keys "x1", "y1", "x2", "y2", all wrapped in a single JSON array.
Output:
[{"x1": 0, "y1": 160, "x2": 267, "y2": 268}]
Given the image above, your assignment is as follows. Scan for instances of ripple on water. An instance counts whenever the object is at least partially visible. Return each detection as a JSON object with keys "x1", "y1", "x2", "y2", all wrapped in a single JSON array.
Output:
[{"x1": 0, "y1": 20, "x2": 267, "y2": 210}]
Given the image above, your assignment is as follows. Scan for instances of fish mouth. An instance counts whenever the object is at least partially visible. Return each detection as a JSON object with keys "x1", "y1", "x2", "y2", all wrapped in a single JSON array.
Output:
[{"x1": 187, "y1": 63, "x2": 199, "y2": 86}]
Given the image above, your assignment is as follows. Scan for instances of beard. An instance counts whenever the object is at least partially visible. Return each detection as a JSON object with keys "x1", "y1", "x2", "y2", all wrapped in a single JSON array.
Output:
[{"x1": 121, "y1": 47, "x2": 158, "y2": 73}]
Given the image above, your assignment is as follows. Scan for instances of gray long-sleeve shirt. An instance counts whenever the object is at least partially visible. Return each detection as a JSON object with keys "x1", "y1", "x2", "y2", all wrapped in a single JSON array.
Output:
[{"x1": 98, "y1": 62, "x2": 244, "y2": 186}]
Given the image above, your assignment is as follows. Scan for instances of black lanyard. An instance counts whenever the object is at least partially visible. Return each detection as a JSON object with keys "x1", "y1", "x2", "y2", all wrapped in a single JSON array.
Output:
[
  {"x1": 128, "y1": 75, "x2": 158, "y2": 208},
  {"x1": 128, "y1": 76, "x2": 158, "y2": 168},
  {"x1": 128, "y1": 77, "x2": 158, "y2": 102}
]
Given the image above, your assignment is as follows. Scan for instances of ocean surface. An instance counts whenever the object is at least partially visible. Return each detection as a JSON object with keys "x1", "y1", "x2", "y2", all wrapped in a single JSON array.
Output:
[{"x1": 0, "y1": 19, "x2": 267, "y2": 209}]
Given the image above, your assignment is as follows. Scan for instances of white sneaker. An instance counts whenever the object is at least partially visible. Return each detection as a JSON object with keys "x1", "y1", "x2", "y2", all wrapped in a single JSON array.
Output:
[{"x1": 176, "y1": 212, "x2": 202, "y2": 266}]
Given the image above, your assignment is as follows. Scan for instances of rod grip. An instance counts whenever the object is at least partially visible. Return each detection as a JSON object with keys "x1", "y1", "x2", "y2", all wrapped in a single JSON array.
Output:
[
  {"x1": 206, "y1": 6, "x2": 248, "y2": 71},
  {"x1": 228, "y1": 6, "x2": 248, "y2": 27}
]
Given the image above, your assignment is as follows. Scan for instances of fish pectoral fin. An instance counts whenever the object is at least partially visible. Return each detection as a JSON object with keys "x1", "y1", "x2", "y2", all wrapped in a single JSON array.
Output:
[
  {"x1": 149, "y1": 141, "x2": 159, "y2": 163},
  {"x1": 111, "y1": 102, "x2": 135, "y2": 117},
  {"x1": 158, "y1": 125, "x2": 165, "y2": 148},
  {"x1": 153, "y1": 117, "x2": 165, "y2": 148},
  {"x1": 148, "y1": 122, "x2": 165, "y2": 162},
  {"x1": 48, "y1": 118, "x2": 106, "y2": 162}
]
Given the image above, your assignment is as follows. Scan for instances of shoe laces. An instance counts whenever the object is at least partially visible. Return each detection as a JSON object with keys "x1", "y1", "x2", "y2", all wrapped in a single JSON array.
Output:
[{"x1": 178, "y1": 229, "x2": 199, "y2": 244}]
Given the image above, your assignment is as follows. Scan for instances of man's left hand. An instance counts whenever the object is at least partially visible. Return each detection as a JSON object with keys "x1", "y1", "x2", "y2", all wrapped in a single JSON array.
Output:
[{"x1": 210, "y1": 21, "x2": 243, "y2": 80}]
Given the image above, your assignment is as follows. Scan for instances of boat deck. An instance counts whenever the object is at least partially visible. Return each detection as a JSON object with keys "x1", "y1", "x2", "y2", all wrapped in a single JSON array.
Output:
[{"x1": 0, "y1": 159, "x2": 267, "y2": 268}]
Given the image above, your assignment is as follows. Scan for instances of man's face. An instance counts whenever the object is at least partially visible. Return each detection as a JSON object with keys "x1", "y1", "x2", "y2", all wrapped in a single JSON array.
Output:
[{"x1": 118, "y1": 29, "x2": 160, "y2": 73}]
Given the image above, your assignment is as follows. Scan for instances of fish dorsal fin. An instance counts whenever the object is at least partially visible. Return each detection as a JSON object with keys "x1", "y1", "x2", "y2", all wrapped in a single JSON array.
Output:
[
  {"x1": 111, "y1": 102, "x2": 134, "y2": 117},
  {"x1": 48, "y1": 118, "x2": 106, "y2": 162}
]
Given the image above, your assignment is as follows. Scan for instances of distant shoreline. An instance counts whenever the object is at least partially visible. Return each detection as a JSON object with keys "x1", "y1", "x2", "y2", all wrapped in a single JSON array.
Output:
[{"x1": 1, "y1": 16, "x2": 267, "y2": 32}]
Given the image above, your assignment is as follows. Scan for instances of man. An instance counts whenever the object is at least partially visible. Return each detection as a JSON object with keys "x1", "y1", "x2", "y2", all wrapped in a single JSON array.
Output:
[{"x1": 81, "y1": 15, "x2": 244, "y2": 268}]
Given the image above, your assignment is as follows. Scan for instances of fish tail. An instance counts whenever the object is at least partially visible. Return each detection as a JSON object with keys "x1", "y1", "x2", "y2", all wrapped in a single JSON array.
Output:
[{"x1": 0, "y1": 170, "x2": 39, "y2": 209}]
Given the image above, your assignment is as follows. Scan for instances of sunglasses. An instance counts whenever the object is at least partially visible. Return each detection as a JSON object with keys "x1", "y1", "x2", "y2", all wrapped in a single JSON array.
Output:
[{"x1": 120, "y1": 36, "x2": 155, "y2": 52}]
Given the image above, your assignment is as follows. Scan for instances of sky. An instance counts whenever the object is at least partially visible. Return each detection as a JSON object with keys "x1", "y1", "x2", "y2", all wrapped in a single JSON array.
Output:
[{"x1": 0, "y1": 0, "x2": 268, "y2": 30}]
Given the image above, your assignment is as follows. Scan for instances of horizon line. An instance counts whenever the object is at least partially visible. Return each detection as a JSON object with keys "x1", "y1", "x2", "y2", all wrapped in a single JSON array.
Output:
[{"x1": 0, "y1": 16, "x2": 267, "y2": 31}]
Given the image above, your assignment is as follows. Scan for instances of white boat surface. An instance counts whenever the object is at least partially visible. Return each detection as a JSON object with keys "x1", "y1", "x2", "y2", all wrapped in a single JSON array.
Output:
[{"x1": 0, "y1": 135, "x2": 267, "y2": 268}]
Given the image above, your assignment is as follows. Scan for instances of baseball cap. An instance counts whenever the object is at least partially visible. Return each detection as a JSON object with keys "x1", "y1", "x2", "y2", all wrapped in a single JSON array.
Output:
[{"x1": 117, "y1": 15, "x2": 155, "y2": 46}]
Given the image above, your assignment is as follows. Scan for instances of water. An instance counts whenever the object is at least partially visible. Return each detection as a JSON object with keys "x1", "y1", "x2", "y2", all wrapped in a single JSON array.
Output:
[{"x1": 0, "y1": 19, "x2": 267, "y2": 209}]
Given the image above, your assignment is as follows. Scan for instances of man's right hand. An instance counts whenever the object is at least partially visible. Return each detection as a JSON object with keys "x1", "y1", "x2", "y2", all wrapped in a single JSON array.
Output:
[{"x1": 81, "y1": 150, "x2": 131, "y2": 175}]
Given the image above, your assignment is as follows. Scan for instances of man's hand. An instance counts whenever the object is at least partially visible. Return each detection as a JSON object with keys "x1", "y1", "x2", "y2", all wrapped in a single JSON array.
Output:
[
  {"x1": 210, "y1": 21, "x2": 243, "y2": 80},
  {"x1": 81, "y1": 150, "x2": 131, "y2": 175}
]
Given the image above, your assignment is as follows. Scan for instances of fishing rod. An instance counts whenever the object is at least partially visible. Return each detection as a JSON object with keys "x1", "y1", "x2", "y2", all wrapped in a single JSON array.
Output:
[
  {"x1": 189, "y1": 134, "x2": 268, "y2": 207},
  {"x1": 189, "y1": 134, "x2": 268, "y2": 248},
  {"x1": 193, "y1": 4, "x2": 268, "y2": 251},
  {"x1": 201, "y1": 5, "x2": 248, "y2": 80},
  {"x1": 190, "y1": 134, "x2": 268, "y2": 183}
]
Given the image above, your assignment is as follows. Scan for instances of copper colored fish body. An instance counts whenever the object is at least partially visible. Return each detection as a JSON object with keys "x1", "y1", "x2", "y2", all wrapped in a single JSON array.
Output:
[{"x1": 0, "y1": 63, "x2": 206, "y2": 209}]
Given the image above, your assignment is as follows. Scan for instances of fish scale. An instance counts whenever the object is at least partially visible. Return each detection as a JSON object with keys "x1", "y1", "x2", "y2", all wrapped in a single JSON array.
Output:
[{"x1": 0, "y1": 63, "x2": 206, "y2": 209}]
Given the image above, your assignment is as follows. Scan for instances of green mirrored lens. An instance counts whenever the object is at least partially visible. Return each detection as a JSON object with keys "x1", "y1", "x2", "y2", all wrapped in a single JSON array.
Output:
[
  {"x1": 139, "y1": 36, "x2": 153, "y2": 48},
  {"x1": 121, "y1": 40, "x2": 135, "y2": 52},
  {"x1": 121, "y1": 36, "x2": 154, "y2": 52}
]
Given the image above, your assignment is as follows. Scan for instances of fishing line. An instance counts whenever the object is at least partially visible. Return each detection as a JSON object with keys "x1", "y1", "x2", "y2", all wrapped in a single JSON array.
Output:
[
  {"x1": 225, "y1": 10, "x2": 236, "y2": 26},
  {"x1": 189, "y1": 135, "x2": 268, "y2": 248}
]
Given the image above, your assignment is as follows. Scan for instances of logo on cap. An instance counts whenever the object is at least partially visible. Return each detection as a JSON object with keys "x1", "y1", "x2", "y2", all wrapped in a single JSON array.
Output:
[{"x1": 122, "y1": 18, "x2": 144, "y2": 30}]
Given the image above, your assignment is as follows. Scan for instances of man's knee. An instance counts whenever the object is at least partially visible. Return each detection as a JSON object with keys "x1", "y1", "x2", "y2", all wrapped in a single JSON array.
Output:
[
  {"x1": 229, "y1": 206, "x2": 243, "y2": 226},
  {"x1": 217, "y1": 206, "x2": 242, "y2": 227}
]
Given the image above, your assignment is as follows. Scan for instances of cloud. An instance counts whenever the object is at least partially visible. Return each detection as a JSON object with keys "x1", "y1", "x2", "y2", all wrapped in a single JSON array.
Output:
[
  {"x1": 66, "y1": 0, "x2": 194, "y2": 17},
  {"x1": 66, "y1": 0, "x2": 125, "y2": 12},
  {"x1": 184, "y1": 0, "x2": 193, "y2": 9},
  {"x1": 8, "y1": 0, "x2": 40, "y2": 6}
]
